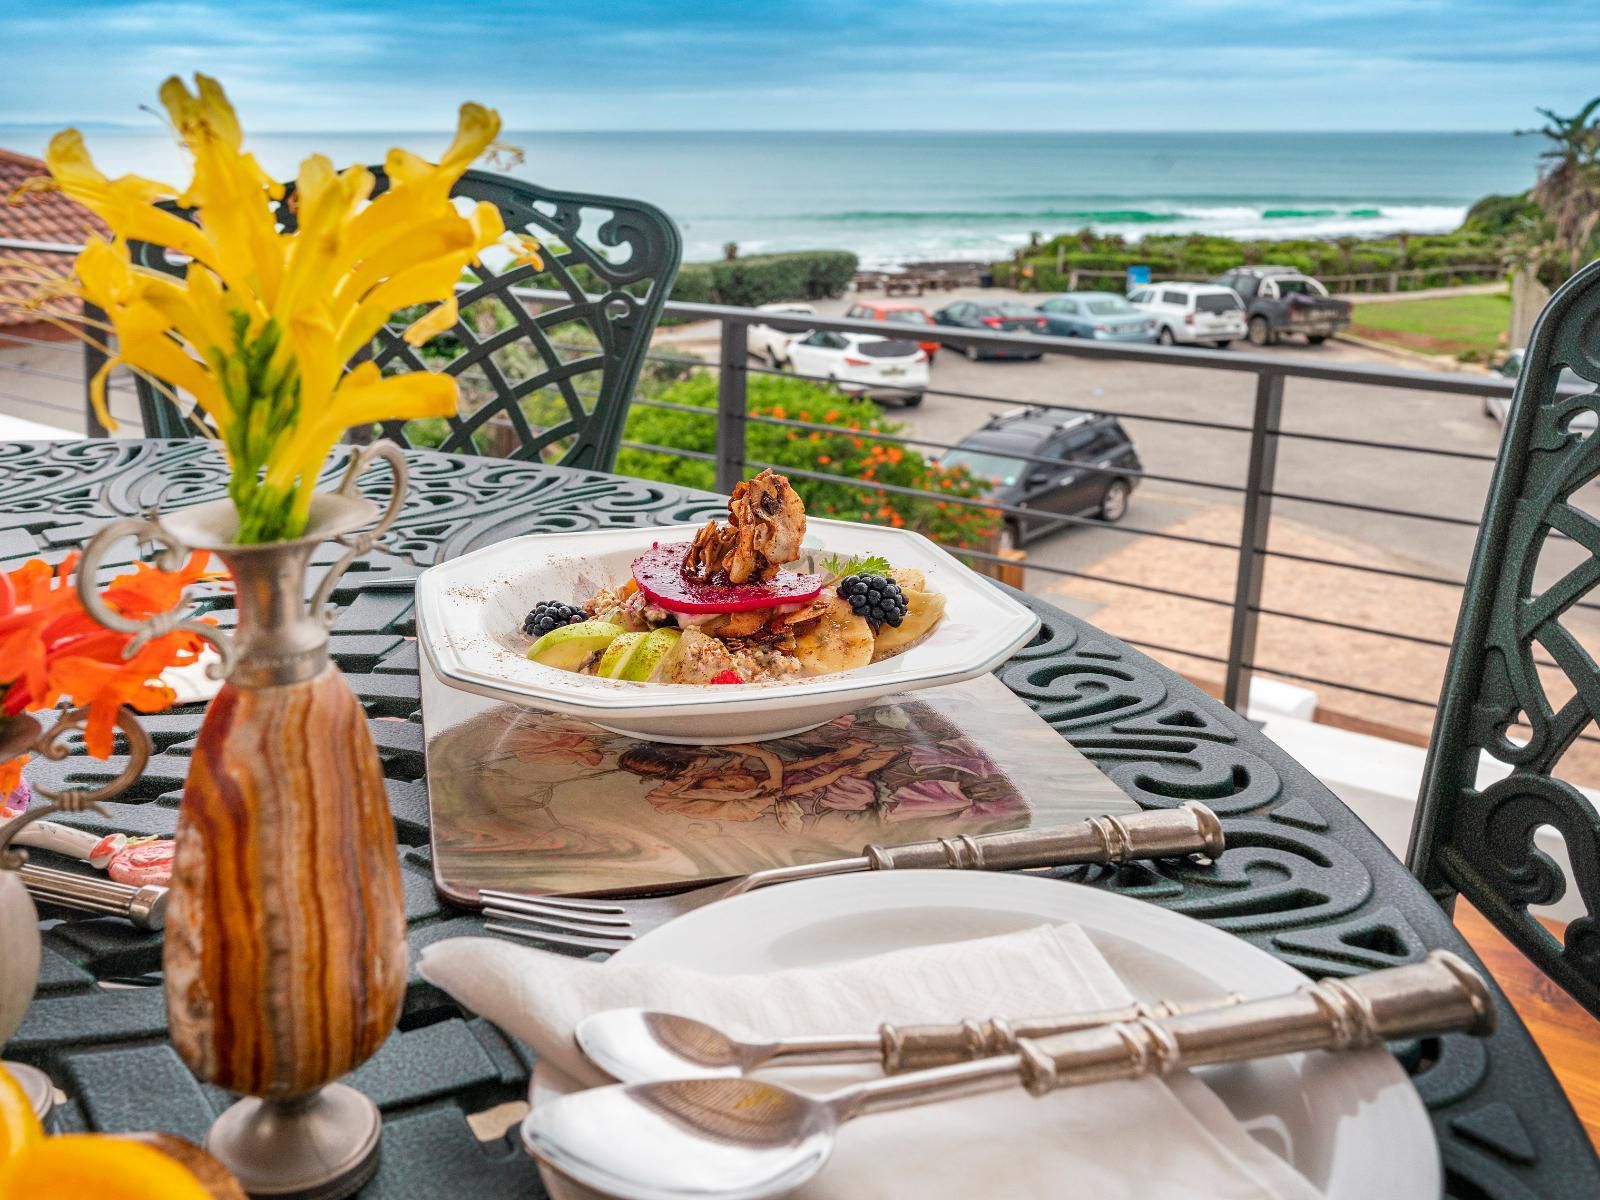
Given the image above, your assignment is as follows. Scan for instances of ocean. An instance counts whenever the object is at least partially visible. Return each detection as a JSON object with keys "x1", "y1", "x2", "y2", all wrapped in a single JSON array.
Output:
[{"x1": 0, "y1": 128, "x2": 1540, "y2": 268}]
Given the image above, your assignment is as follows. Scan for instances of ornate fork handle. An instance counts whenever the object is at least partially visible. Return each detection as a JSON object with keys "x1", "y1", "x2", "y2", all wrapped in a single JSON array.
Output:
[
  {"x1": 718, "y1": 803, "x2": 1225, "y2": 901},
  {"x1": 308, "y1": 440, "x2": 410, "y2": 624},
  {"x1": 861, "y1": 801, "x2": 1224, "y2": 872}
]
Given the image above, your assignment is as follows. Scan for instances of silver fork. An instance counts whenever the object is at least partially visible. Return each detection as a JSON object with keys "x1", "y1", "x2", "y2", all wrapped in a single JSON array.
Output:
[{"x1": 480, "y1": 801, "x2": 1222, "y2": 953}]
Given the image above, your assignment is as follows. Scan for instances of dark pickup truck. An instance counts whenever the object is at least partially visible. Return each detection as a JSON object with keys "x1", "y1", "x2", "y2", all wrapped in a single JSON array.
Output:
[{"x1": 1211, "y1": 266, "x2": 1351, "y2": 347}]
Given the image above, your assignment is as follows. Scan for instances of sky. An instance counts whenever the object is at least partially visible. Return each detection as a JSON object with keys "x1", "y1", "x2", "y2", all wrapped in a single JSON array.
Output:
[{"x1": 0, "y1": 0, "x2": 1597, "y2": 133}]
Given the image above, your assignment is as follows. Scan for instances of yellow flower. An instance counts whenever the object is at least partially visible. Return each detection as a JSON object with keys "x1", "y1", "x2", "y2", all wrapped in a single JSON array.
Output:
[{"x1": 45, "y1": 74, "x2": 507, "y2": 542}]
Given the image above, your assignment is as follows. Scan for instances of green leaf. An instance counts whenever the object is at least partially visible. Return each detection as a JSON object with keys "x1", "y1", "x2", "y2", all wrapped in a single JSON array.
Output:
[{"x1": 821, "y1": 553, "x2": 890, "y2": 581}]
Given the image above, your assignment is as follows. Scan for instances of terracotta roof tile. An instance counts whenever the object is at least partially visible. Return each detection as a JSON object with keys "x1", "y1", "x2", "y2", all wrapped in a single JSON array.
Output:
[{"x1": 1, "y1": 147, "x2": 107, "y2": 330}]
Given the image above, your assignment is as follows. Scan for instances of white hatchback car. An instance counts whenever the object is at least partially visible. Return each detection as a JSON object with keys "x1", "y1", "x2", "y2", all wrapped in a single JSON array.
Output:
[
  {"x1": 1129, "y1": 283, "x2": 1247, "y2": 348},
  {"x1": 786, "y1": 331, "x2": 928, "y2": 406},
  {"x1": 747, "y1": 303, "x2": 817, "y2": 366}
]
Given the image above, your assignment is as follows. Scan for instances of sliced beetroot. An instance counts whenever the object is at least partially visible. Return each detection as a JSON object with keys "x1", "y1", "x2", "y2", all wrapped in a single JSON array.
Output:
[{"x1": 632, "y1": 542, "x2": 824, "y2": 614}]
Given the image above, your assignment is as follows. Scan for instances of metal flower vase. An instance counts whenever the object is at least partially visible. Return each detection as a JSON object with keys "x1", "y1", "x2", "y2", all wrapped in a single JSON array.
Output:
[
  {"x1": 76, "y1": 442, "x2": 411, "y2": 1200},
  {"x1": 1, "y1": 707, "x2": 153, "y2": 1122}
]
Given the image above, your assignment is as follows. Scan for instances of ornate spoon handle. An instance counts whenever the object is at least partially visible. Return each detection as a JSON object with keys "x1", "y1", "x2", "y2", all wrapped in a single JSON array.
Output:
[
  {"x1": 1015, "y1": 949, "x2": 1493, "y2": 1096},
  {"x1": 876, "y1": 993, "x2": 1245, "y2": 1073},
  {"x1": 832, "y1": 951, "x2": 1494, "y2": 1118}
]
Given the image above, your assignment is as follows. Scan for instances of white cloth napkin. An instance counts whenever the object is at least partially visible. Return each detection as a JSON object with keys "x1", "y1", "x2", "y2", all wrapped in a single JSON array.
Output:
[{"x1": 420, "y1": 926, "x2": 1322, "y2": 1200}]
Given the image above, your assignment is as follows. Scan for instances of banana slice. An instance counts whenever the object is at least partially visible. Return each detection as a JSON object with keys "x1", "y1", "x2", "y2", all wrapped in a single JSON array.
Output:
[
  {"x1": 890, "y1": 566, "x2": 926, "y2": 593},
  {"x1": 793, "y1": 596, "x2": 875, "y2": 676},
  {"x1": 872, "y1": 589, "x2": 947, "y2": 661}
]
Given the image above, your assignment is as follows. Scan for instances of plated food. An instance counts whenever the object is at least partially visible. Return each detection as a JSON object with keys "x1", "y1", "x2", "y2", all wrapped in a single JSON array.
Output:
[
  {"x1": 415, "y1": 493, "x2": 1038, "y2": 743},
  {"x1": 520, "y1": 470, "x2": 947, "y2": 685}
]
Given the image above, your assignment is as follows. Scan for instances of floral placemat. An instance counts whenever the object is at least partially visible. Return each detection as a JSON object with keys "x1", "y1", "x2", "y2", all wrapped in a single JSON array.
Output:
[{"x1": 420, "y1": 659, "x2": 1137, "y2": 901}]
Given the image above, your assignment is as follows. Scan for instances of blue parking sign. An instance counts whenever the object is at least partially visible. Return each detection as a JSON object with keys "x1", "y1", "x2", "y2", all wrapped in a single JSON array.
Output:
[{"x1": 1126, "y1": 265, "x2": 1151, "y2": 291}]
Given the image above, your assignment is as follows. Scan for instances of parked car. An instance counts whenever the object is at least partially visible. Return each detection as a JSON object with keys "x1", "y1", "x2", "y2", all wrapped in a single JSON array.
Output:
[
  {"x1": 747, "y1": 302, "x2": 817, "y2": 366},
  {"x1": 940, "y1": 406, "x2": 1141, "y2": 546},
  {"x1": 1127, "y1": 282, "x2": 1246, "y2": 348},
  {"x1": 785, "y1": 331, "x2": 927, "y2": 406},
  {"x1": 931, "y1": 300, "x2": 1047, "y2": 360},
  {"x1": 844, "y1": 301, "x2": 942, "y2": 359},
  {"x1": 1483, "y1": 348, "x2": 1594, "y2": 428},
  {"x1": 1211, "y1": 266, "x2": 1351, "y2": 347},
  {"x1": 1035, "y1": 292, "x2": 1157, "y2": 343}
]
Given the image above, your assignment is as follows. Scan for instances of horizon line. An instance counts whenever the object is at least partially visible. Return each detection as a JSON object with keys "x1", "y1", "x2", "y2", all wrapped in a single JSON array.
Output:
[{"x1": 0, "y1": 123, "x2": 1534, "y2": 137}]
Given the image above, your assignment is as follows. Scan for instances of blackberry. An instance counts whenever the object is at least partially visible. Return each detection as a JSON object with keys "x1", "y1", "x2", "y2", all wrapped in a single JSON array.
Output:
[
  {"x1": 522, "y1": 600, "x2": 587, "y2": 637},
  {"x1": 837, "y1": 573, "x2": 907, "y2": 628}
]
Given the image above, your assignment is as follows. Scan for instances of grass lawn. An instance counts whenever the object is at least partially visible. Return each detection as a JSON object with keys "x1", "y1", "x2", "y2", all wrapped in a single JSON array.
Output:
[{"x1": 1349, "y1": 291, "x2": 1511, "y2": 359}]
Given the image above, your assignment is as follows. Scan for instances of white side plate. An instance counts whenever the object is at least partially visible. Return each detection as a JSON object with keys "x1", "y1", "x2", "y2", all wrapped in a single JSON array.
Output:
[{"x1": 531, "y1": 871, "x2": 1438, "y2": 1200}]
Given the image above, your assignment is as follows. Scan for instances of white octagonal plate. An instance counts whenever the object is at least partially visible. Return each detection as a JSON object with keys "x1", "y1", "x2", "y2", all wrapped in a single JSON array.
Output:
[{"x1": 415, "y1": 518, "x2": 1040, "y2": 743}]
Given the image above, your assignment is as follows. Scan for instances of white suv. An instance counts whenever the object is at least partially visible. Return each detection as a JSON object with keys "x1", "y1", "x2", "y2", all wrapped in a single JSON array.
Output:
[{"x1": 1128, "y1": 283, "x2": 1247, "y2": 349}]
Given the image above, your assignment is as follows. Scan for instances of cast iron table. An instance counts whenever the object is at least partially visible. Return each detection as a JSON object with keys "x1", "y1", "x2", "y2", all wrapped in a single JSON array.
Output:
[{"x1": 4, "y1": 439, "x2": 1596, "y2": 1199}]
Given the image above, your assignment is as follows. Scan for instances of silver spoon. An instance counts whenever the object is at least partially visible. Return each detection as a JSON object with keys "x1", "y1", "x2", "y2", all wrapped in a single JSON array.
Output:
[
  {"x1": 576, "y1": 993, "x2": 1246, "y2": 1083},
  {"x1": 526, "y1": 952, "x2": 1492, "y2": 1200}
]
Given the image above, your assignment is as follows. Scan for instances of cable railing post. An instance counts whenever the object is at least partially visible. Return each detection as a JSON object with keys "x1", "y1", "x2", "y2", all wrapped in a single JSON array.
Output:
[
  {"x1": 716, "y1": 318, "x2": 748, "y2": 494},
  {"x1": 1224, "y1": 369, "x2": 1285, "y2": 713},
  {"x1": 81, "y1": 301, "x2": 110, "y2": 437}
]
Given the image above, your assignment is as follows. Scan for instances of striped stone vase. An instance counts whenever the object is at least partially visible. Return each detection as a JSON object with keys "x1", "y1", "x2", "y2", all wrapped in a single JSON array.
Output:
[{"x1": 76, "y1": 442, "x2": 410, "y2": 1200}]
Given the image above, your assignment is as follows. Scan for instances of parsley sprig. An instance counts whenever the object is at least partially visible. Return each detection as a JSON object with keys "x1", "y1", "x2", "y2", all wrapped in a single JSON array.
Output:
[{"x1": 819, "y1": 553, "x2": 891, "y2": 582}]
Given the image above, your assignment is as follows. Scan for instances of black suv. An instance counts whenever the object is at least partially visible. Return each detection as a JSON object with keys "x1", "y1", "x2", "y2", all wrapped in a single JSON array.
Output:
[{"x1": 940, "y1": 407, "x2": 1141, "y2": 546}]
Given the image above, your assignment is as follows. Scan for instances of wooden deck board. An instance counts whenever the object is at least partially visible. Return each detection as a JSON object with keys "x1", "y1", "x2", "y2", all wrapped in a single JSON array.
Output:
[{"x1": 1454, "y1": 902, "x2": 1600, "y2": 1151}]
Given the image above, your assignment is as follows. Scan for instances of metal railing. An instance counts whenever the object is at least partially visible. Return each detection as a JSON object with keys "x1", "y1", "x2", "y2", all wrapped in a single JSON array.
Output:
[
  {"x1": 593, "y1": 293, "x2": 1548, "y2": 722},
  {"x1": 0, "y1": 244, "x2": 1551, "y2": 727}
]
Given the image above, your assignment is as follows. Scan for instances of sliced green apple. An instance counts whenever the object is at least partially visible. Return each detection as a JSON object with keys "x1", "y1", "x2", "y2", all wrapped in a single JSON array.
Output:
[
  {"x1": 620, "y1": 627, "x2": 682, "y2": 682},
  {"x1": 526, "y1": 620, "x2": 625, "y2": 671},
  {"x1": 596, "y1": 630, "x2": 647, "y2": 678}
]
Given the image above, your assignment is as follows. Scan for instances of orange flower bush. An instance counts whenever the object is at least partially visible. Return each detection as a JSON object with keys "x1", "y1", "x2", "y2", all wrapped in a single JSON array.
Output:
[{"x1": 0, "y1": 553, "x2": 210, "y2": 793}]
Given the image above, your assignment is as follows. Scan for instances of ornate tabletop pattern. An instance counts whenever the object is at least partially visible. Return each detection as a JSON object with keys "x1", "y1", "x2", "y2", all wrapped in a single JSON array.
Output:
[{"x1": 4, "y1": 441, "x2": 1595, "y2": 1200}]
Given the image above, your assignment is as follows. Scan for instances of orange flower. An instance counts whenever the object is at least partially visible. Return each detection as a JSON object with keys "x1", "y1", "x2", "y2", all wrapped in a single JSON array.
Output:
[
  {"x1": 0, "y1": 552, "x2": 210, "y2": 786},
  {"x1": 817, "y1": 455, "x2": 831, "y2": 465}
]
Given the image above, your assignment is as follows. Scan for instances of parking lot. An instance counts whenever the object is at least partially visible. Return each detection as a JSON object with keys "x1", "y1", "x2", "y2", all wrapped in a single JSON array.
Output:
[{"x1": 704, "y1": 288, "x2": 1512, "y2": 586}]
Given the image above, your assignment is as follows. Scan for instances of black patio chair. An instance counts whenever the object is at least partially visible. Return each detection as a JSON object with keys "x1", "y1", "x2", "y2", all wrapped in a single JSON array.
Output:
[
  {"x1": 127, "y1": 167, "x2": 681, "y2": 470},
  {"x1": 1411, "y1": 256, "x2": 1600, "y2": 1017}
]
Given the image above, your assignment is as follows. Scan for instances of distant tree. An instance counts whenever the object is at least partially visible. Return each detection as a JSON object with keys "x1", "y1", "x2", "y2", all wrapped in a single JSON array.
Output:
[{"x1": 1518, "y1": 97, "x2": 1600, "y2": 281}]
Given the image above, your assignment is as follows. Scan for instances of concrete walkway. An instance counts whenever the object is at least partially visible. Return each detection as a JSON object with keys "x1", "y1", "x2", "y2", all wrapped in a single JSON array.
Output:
[{"x1": 1346, "y1": 282, "x2": 1507, "y2": 304}]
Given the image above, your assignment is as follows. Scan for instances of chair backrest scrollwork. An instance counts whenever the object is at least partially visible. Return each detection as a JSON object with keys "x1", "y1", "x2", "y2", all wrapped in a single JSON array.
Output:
[{"x1": 1411, "y1": 257, "x2": 1600, "y2": 1016}]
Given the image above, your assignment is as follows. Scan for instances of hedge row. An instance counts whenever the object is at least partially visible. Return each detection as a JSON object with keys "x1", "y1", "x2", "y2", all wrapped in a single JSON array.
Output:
[
  {"x1": 992, "y1": 228, "x2": 1510, "y2": 292},
  {"x1": 616, "y1": 373, "x2": 999, "y2": 549},
  {"x1": 667, "y1": 250, "x2": 858, "y2": 308}
]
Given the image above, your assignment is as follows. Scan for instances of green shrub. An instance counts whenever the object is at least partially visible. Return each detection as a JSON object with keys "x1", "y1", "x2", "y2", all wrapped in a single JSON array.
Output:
[
  {"x1": 1462, "y1": 193, "x2": 1541, "y2": 238},
  {"x1": 671, "y1": 250, "x2": 858, "y2": 308},
  {"x1": 617, "y1": 373, "x2": 1000, "y2": 549}
]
